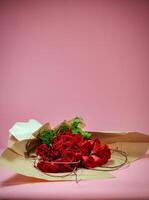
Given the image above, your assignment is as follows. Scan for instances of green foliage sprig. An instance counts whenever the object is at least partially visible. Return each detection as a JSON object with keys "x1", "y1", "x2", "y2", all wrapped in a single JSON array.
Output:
[
  {"x1": 71, "y1": 117, "x2": 91, "y2": 139},
  {"x1": 38, "y1": 130, "x2": 56, "y2": 146}
]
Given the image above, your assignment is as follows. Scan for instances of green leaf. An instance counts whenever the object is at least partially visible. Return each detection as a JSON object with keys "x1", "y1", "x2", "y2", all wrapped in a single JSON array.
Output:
[
  {"x1": 57, "y1": 123, "x2": 69, "y2": 133},
  {"x1": 71, "y1": 117, "x2": 81, "y2": 129},
  {"x1": 82, "y1": 131, "x2": 91, "y2": 139},
  {"x1": 72, "y1": 126, "x2": 91, "y2": 139},
  {"x1": 38, "y1": 130, "x2": 56, "y2": 146},
  {"x1": 72, "y1": 127, "x2": 81, "y2": 134}
]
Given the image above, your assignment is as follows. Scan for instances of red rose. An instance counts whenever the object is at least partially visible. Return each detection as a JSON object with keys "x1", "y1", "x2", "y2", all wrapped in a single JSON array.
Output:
[
  {"x1": 36, "y1": 143, "x2": 49, "y2": 156},
  {"x1": 58, "y1": 164, "x2": 74, "y2": 172},
  {"x1": 52, "y1": 144, "x2": 64, "y2": 159},
  {"x1": 99, "y1": 145, "x2": 111, "y2": 159},
  {"x1": 80, "y1": 140, "x2": 92, "y2": 156},
  {"x1": 74, "y1": 133, "x2": 84, "y2": 145},
  {"x1": 46, "y1": 148, "x2": 55, "y2": 160},
  {"x1": 37, "y1": 161, "x2": 49, "y2": 172},
  {"x1": 51, "y1": 137, "x2": 58, "y2": 146},
  {"x1": 53, "y1": 149, "x2": 61, "y2": 158},
  {"x1": 62, "y1": 135, "x2": 75, "y2": 144},
  {"x1": 74, "y1": 151, "x2": 82, "y2": 162},
  {"x1": 92, "y1": 138, "x2": 101, "y2": 155},
  {"x1": 92, "y1": 144, "x2": 111, "y2": 164},
  {"x1": 63, "y1": 146, "x2": 82, "y2": 164},
  {"x1": 36, "y1": 144, "x2": 54, "y2": 161},
  {"x1": 54, "y1": 158, "x2": 75, "y2": 172},
  {"x1": 88, "y1": 139, "x2": 96, "y2": 148},
  {"x1": 52, "y1": 135, "x2": 75, "y2": 151},
  {"x1": 37, "y1": 161, "x2": 59, "y2": 173},
  {"x1": 62, "y1": 149, "x2": 76, "y2": 162},
  {"x1": 52, "y1": 138, "x2": 63, "y2": 149},
  {"x1": 62, "y1": 141, "x2": 73, "y2": 149},
  {"x1": 81, "y1": 155, "x2": 97, "y2": 168},
  {"x1": 91, "y1": 155, "x2": 103, "y2": 166}
]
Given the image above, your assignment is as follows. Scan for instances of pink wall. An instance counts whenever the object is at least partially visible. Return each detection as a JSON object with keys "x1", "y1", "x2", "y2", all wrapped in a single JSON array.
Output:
[{"x1": 0, "y1": 0, "x2": 149, "y2": 147}]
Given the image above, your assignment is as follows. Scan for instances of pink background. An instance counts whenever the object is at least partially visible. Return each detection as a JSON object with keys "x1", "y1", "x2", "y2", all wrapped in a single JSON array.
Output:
[
  {"x1": 0, "y1": 1, "x2": 149, "y2": 199},
  {"x1": 0, "y1": 0, "x2": 149, "y2": 147}
]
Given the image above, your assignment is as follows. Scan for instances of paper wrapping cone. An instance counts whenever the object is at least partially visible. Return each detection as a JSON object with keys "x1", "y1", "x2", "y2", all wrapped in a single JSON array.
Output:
[{"x1": 0, "y1": 123, "x2": 149, "y2": 181}]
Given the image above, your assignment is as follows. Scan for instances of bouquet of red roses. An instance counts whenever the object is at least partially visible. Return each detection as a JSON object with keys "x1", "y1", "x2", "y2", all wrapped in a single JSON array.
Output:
[
  {"x1": 34, "y1": 117, "x2": 111, "y2": 173},
  {"x1": 1, "y1": 117, "x2": 149, "y2": 181}
]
